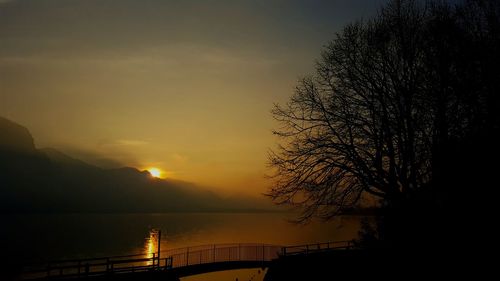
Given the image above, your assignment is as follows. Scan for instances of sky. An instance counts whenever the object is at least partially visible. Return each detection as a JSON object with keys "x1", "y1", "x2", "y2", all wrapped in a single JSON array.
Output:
[{"x1": 0, "y1": 0, "x2": 385, "y2": 196}]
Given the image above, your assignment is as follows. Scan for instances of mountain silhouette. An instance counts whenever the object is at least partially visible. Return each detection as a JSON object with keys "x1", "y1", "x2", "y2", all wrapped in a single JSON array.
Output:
[
  {"x1": 0, "y1": 116, "x2": 37, "y2": 153},
  {"x1": 0, "y1": 116, "x2": 267, "y2": 213}
]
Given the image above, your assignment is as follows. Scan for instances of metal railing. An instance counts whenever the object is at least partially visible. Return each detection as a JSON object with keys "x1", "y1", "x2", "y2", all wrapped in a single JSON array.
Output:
[
  {"x1": 281, "y1": 241, "x2": 353, "y2": 256},
  {"x1": 18, "y1": 241, "x2": 352, "y2": 279},
  {"x1": 162, "y1": 243, "x2": 283, "y2": 268},
  {"x1": 20, "y1": 252, "x2": 172, "y2": 280}
]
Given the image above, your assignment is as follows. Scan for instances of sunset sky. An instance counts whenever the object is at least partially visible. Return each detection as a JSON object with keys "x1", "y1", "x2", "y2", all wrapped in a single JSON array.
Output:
[{"x1": 0, "y1": 0, "x2": 385, "y2": 196}]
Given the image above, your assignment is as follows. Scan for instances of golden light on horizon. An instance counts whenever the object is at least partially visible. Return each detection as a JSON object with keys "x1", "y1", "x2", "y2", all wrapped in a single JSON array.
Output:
[{"x1": 147, "y1": 168, "x2": 163, "y2": 178}]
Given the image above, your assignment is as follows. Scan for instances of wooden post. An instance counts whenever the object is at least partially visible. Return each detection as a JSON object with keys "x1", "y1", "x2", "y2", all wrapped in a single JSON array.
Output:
[
  {"x1": 153, "y1": 253, "x2": 156, "y2": 267},
  {"x1": 262, "y1": 244, "x2": 265, "y2": 261},
  {"x1": 186, "y1": 247, "x2": 189, "y2": 266}
]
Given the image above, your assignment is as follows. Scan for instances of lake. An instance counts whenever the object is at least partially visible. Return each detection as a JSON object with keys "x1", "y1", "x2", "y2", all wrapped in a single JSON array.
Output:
[{"x1": 1, "y1": 213, "x2": 361, "y2": 280}]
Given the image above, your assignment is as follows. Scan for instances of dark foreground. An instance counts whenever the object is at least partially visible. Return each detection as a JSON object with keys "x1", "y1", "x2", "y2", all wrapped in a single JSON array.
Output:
[{"x1": 265, "y1": 249, "x2": 491, "y2": 280}]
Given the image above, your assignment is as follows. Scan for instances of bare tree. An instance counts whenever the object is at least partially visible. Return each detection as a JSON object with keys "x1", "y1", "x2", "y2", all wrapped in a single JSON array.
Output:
[
  {"x1": 268, "y1": 0, "x2": 500, "y2": 222},
  {"x1": 268, "y1": 1, "x2": 430, "y2": 221}
]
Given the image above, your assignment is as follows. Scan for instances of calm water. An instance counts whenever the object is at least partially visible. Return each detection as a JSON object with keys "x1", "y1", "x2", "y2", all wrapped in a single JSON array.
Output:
[{"x1": 1, "y1": 213, "x2": 361, "y2": 279}]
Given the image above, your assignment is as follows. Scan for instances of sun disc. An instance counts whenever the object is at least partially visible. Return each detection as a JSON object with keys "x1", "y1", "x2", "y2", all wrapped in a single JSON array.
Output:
[{"x1": 148, "y1": 168, "x2": 162, "y2": 178}]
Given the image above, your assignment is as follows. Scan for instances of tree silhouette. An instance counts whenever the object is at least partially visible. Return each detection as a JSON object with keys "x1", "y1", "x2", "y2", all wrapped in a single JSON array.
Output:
[{"x1": 268, "y1": 0, "x2": 500, "y2": 225}]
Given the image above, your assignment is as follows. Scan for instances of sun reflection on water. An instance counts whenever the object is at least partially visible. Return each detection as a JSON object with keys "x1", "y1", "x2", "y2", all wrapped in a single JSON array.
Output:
[{"x1": 144, "y1": 229, "x2": 160, "y2": 266}]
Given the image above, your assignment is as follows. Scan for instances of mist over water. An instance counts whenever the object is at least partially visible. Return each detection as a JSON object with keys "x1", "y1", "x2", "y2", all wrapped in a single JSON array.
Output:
[{"x1": 1, "y1": 213, "x2": 361, "y2": 262}]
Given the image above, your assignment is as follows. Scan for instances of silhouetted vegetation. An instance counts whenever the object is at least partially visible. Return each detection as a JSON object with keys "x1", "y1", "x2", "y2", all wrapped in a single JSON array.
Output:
[{"x1": 269, "y1": 0, "x2": 499, "y2": 254}]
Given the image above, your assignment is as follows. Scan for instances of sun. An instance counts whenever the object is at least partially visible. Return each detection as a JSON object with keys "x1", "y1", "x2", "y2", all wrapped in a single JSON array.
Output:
[{"x1": 147, "y1": 168, "x2": 162, "y2": 178}]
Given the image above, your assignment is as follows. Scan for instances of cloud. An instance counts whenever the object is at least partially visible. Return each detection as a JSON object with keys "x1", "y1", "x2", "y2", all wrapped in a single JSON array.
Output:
[
  {"x1": 114, "y1": 139, "x2": 149, "y2": 146},
  {"x1": 52, "y1": 141, "x2": 143, "y2": 169},
  {"x1": 172, "y1": 153, "x2": 189, "y2": 164},
  {"x1": 56, "y1": 146, "x2": 125, "y2": 169},
  {"x1": 98, "y1": 139, "x2": 149, "y2": 147},
  {"x1": 0, "y1": 44, "x2": 280, "y2": 71}
]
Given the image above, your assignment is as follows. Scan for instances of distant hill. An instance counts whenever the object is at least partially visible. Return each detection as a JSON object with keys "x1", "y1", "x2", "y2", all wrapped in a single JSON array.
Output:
[
  {"x1": 0, "y1": 116, "x2": 271, "y2": 213},
  {"x1": 0, "y1": 116, "x2": 36, "y2": 153}
]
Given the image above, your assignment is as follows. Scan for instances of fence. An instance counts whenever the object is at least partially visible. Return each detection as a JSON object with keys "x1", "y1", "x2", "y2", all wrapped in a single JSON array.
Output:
[
  {"x1": 162, "y1": 243, "x2": 283, "y2": 268},
  {"x1": 281, "y1": 241, "x2": 353, "y2": 256},
  {"x1": 18, "y1": 241, "x2": 351, "y2": 279},
  {"x1": 20, "y1": 252, "x2": 171, "y2": 280}
]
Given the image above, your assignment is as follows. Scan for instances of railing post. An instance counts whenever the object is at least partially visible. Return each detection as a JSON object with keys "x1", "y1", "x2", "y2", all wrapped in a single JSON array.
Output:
[
  {"x1": 164, "y1": 257, "x2": 169, "y2": 270},
  {"x1": 262, "y1": 244, "x2": 265, "y2": 261},
  {"x1": 186, "y1": 247, "x2": 189, "y2": 266},
  {"x1": 106, "y1": 257, "x2": 110, "y2": 272},
  {"x1": 77, "y1": 260, "x2": 81, "y2": 277},
  {"x1": 153, "y1": 253, "x2": 156, "y2": 267},
  {"x1": 213, "y1": 245, "x2": 216, "y2": 262},
  {"x1": 47, "y1": 262, "x2": 51, "y2": 278},
  {"x1": 199, "y1": 251, "x2": 202, "y2": 264}
]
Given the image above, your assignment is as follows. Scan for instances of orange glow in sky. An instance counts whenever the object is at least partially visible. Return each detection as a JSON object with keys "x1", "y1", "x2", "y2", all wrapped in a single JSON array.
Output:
[{"x1": 0, "y1": 0, "x2": 380, "y2": 197}]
